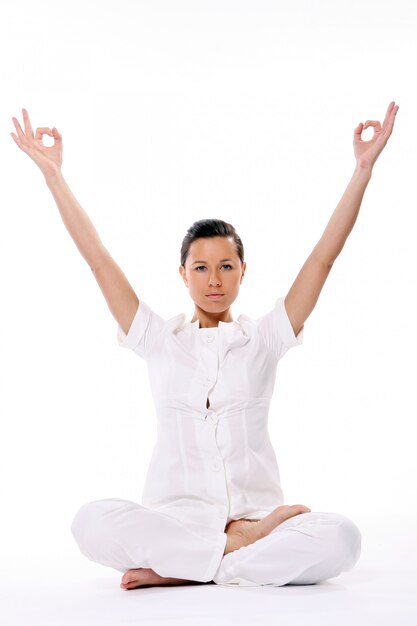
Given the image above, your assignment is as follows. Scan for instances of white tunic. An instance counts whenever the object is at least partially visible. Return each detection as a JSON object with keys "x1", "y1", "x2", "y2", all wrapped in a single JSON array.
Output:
[{"x1": 117, "y1": 296, "x2": 304, "y2": 532}]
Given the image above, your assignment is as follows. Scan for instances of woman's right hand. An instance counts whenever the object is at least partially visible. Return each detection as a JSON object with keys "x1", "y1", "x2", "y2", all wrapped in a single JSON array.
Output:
[{"x1": 10, "y1": 108, "x2": 63, "y2": 179}]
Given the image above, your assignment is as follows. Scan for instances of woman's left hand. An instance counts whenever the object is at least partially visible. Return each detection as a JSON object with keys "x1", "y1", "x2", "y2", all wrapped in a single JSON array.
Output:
[{"x1": 353, "y1": 100, "x2": 399, "y2": 171}]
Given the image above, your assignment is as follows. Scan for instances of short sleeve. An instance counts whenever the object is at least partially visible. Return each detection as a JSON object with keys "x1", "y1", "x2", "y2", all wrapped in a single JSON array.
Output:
[
  {"x1": 117, "y1": 300, "x2": 165, "y2": 359},
  {"x1": 256, "y1": 296, "x2": 304, "y2": 362}
]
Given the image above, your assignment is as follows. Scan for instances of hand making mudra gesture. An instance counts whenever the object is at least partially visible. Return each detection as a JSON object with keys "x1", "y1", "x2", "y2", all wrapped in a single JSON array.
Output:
[
  {"x1": 10, "y1": 102, "x2": 398, "y2": 590},
  {"x1": 10, "y1": 101, "x2": 398, "y2": 179}
]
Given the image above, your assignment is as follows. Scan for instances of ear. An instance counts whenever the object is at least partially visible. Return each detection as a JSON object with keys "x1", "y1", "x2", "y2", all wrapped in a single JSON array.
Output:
[{"x1": 179, "y1": 265, "x2": 188, "y2": 286}]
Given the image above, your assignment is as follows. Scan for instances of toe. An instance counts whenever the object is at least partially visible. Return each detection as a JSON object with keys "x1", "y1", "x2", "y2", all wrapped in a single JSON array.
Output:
[{"x1": 121, "y1": 570, "x2": 137, "y2": 584}]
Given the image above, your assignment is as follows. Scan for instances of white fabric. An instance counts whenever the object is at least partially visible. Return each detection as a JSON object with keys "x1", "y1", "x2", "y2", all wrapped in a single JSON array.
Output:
[
  {"x1": 213, "y1": 510, "x2": 362, "y2": 586},
  {"x1": 71, "y1": 498, "x2": 227, "y2": 582},
  {"x1": 70, "y1": 499, "x2": 361, "y2": 585},
  {"x1": 116, "y1": 296, "x2": 304, "y2": 531},
  {"x1": 71, "y1": 297, "x2": 362, "y2": 585}
]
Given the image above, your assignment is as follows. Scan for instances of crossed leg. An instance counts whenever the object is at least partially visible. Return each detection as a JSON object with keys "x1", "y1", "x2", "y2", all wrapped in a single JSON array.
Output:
[
  {"x1": 120, "y1": 504, "x2": 311, "y2": 589},
  {"x1": 212, "y1": 511, "x2": 362, "y2": 586},
  {"x1": 71, "y1": 499, "x2": 361, "y2": 590}
]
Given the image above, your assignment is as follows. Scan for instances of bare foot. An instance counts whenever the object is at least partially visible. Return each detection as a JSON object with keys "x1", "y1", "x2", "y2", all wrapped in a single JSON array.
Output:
[
  {"x1": 120, "y1": 567, "x2": 200, "y2": 590},
  {"x1": 224, "y1": 504, "x2": 311, "y2": 555}
]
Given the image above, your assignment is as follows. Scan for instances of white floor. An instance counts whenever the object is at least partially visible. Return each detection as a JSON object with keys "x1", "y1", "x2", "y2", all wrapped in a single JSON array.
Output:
[{"x1": 1, "y1": 523, "x2": 416, "y2": 626}]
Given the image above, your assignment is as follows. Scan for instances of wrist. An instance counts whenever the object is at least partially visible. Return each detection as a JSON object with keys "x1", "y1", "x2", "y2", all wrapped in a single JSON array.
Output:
[
  {"x1": 44, "y1": 168, "x2": 64, "y2": 186},
  {"x1": 354, "y1": 162, "x2": 373, "y2": 179}
]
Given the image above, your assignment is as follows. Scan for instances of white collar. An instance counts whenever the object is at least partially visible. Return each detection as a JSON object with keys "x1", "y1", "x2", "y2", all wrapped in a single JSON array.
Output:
[
  {"x1": 186, "y1": 318, "x2": 237, "y2": 330},
  {"x1": 166, "y1": 312, "x2": 252, "y2": 338},
  {"x1": 179, "y1": 313, "x2": 252, "y2": 336}
]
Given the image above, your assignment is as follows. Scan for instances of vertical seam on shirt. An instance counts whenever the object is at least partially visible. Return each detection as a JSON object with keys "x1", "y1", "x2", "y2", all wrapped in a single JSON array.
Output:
[
  {"x1": 176, "y1": 409, "x2": 190, "y2": 493},
  {"x1": 242, "y1": 407, "x2": 251, "y2": 499}
]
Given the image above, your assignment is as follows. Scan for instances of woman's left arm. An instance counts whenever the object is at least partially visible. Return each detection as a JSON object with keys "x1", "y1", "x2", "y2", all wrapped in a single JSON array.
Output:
[{"x1": 284, "y1": 100, "x2": 399, "y2": 338}]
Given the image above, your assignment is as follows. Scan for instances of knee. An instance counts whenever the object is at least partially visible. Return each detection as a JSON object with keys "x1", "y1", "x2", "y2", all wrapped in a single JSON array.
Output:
[
  {"x1": 70, "y1": 501, "x2": 97, "y2": 557},
  {"x1": 70, "y1": 499, "x2": 117, "y2": 559},
  {"x1": 334, "y1": 515, "x2": 362, "y2": 570}
]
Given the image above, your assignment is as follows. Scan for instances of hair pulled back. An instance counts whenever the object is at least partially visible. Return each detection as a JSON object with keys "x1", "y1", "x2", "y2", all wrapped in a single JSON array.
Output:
[{"x1": 180, "y1": 219, "x2": 244, "y2": 268}]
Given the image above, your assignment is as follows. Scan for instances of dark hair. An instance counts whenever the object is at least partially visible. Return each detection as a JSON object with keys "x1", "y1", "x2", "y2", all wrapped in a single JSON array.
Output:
[{"x1": 180, "y1": 219, "x2": 245, "y2": 268}]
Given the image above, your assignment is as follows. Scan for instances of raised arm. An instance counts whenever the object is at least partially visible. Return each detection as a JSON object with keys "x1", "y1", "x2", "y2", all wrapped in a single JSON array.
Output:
[
  {"x1": 284, "y1": 101, "x2": 399, "y2": 338},
  {"x1": 10, "y1": 108, "x2": 139, "y2": 336}
]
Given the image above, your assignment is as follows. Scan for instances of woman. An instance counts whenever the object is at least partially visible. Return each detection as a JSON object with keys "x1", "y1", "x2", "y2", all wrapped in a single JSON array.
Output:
[{"x1": 10, "y1": 102, "x2": 398, "y2": 589}]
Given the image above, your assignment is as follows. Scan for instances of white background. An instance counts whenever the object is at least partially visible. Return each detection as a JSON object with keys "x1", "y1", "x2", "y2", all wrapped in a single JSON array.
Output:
[{"x1": 0, "y1": 0, "x2": 416, "y2": 579}]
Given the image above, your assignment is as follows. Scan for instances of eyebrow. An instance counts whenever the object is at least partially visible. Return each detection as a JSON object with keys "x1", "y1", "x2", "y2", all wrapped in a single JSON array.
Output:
[{"x1": 192, "y1": 258, "x2": 234, "y2": 264}]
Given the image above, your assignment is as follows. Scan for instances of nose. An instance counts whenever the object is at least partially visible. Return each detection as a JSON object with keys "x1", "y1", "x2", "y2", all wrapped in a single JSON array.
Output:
[{"x1": 208, "y1": 272, "x2": 222, "y2": 286}]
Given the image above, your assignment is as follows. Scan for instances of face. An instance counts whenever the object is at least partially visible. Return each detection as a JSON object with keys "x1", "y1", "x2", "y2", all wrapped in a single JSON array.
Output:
[{"x1": 179, "y1": 236, "x2": 246, "y2": 321}]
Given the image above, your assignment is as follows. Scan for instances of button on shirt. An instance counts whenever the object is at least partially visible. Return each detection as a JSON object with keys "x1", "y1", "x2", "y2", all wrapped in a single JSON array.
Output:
[{"x1": 117, "y1": 296, "x2": 304, "y2": 531}]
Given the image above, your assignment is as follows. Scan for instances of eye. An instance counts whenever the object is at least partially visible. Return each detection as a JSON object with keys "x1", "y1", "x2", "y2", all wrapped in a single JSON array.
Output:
[{"x1": 195, "y1": 264, "x2": 233, "y2": 271}]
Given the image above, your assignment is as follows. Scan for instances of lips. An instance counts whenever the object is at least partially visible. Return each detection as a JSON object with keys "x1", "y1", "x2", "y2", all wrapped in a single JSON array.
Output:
[{"x1": 206, "y1": 294, "x2": 224, "y2": 299}]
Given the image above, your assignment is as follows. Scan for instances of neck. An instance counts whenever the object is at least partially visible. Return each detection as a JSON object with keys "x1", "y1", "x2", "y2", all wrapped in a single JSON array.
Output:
[{"x1": 191, "y1": 306, "x2": 233, "y2": 328}]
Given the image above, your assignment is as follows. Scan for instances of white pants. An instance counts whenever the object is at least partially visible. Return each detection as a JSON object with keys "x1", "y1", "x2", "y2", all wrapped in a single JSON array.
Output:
[{"x1": 70, "y1": 498, "x2": 361, "y2": 587}]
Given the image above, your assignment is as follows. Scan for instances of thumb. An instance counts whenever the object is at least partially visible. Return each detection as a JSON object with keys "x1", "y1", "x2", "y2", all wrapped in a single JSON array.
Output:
[
  {"x1": 52, "y1": 127, "x2": 62, "y2": 141},
  {"x1": 353, "y1": 122, "x2": 363, "y2": 141}
]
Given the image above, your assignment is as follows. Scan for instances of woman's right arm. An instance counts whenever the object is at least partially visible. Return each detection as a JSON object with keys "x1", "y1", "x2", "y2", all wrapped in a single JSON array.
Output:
[
  {"x1": 45, "y1": 171, "x2": 139, "y2": 335},
  {"x1": 11, "y1": 108, "x2": 139, "y2": 336}
]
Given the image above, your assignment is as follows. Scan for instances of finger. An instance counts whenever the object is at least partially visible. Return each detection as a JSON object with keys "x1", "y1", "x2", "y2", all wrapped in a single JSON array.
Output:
[
  {"x1": 10, "y1": 132, "x2": 21, "y2": 145},
  {"x1": 10, "y1": 127, "x2": 29, "y2": 153},
  {"x1": 384, "y1": 103, "x2": 399, "y2": 136},
  {"x1": 22, "y1": 108, "x2": 34, "y2": 139},
  {"x1": 374, "y1": 103, "x2": 399, "y2": 145},
  {"x1": 35, "y1": 127, "x2": 53, "y2": 140},
  {"x1": 363, "y1": 120, "x2": 381, "y2": 130},
  {"x1": 51, "y1": 127, "x2": 62, "y2": 142},
  {"x1": 353, "y1": 122, "x2": 364, "y2": 142},
  {"x1": 11, "y1": 116, "x2": 26, "y2": 141},
  {"x1": 381, "y1": 101, "x2": 396, "y2": 131}
]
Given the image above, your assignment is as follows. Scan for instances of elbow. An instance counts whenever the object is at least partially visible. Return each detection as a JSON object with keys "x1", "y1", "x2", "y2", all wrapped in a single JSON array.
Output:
[{"x1": 312, "y1": 247, "x2": 336, "y2": 269}]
